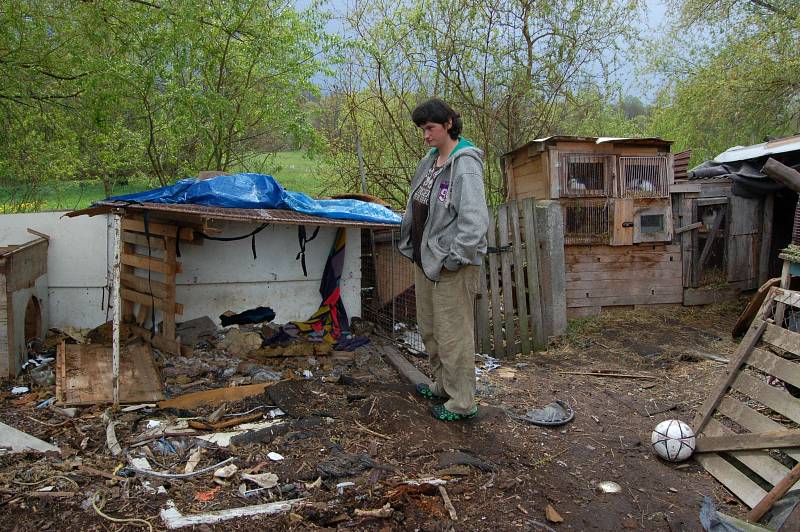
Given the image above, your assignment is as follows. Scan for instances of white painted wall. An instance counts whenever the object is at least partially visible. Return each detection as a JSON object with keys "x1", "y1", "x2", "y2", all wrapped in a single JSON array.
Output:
[{"x1": 0, "y1": 212, "x2": 362, "y2": 329}]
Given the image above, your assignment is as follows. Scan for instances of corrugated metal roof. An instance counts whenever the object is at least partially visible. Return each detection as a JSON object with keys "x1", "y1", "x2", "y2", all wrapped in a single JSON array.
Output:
[
  {"x1": 67, "y1": 201, "x2": 400, "y2": 229},
  {"x1": 713, "y1": 134, "x2": 800, "y2": 164},
  {"x1": 504, "y1": 135, "x2": 672, "y2": 157}
]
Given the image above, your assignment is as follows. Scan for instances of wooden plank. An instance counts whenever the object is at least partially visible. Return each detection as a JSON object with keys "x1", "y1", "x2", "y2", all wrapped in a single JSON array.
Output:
[
  {"x1": 497, "y1": 204, "x2": 516, "y2": 356},
  {"x1": 749, "y1": 347, "x2": 800, "y2": 389},
  {"x1": 129, "y1": 324, "x2": 183, "y2": 357},
  {"x1": 693, "y1": 320, "x2": 767, "y2": 434},
  {"x1": 566, "y1": 261, "x2": 681, "y2": 274},
  {"x1": 679, "y1": 195, "x2": 696, "y2": 288},
  {"x1": 158, "y1": 382, "x2": 273, "y2": 410},
  {"x1": 773, "y1": 288, "x2": 800, "y2": 308},
  {"x1": 748, "y1": 462, "x2": 800, "y2": 523},
  {"x1": 669, "y1": 182, "x2": 701, "y2": 193},
  {"x1": 121, "y1": 252, "x2": 181, "y2": 275},
  {"x1": 567, "y1": 267, "x2": 682, "y2": 282},
  {"x1": 112, "y1": 214, "x2": 122, "y2": 406},
  {"x1": 522, "y1": 198, "x2": 544, "y2": 347},
  {"x1": 121, "y1": 230, "x2": 166, "y2": 250},
  {"x1": 775, "y1": 262, "x2": 792, "y2": 328},
  {"x1": 697, "y1": 197, "x2": 729, "y2": 207},
  {"x1": 565, "y1": 252, "x2": 681, "y2": 265},
  {"x1": 762, "y1": 322, "x2": 800, "y2": 356},
  {"x1": 566, "y1": 284, "x2": 683, "y2": 299},
  {"x1": 610, "y1": 198, "x2": 634, "y2": 246},
  {"x1": 732, "y1": 370, "x2": 800, "y2": 425},
  {"x1": 683, "y1": 287, "x2": 741, "y2": 306},
  {"x1": 732, "y1": 278, "x2": 782, "y2": 337},
  {"x1": 380, "y1": 344, "x2": 432, "y2": 387},
  {"x1": 120, "y1": 272, "x2": 168, "y2": 300},
  {"x1": 701, "y1": 419, "x2": 796, "y2": 493},
  {"x1": 694, "y1": 453, "x2": 767, "y2": 508},
  {"x1": 567, "y1": 292, "x2": 683, "y2": 307},
  {"x1": 691, "y1": 198, "x2": 700, "y2": 288},
  {"x1": 486, "y1": 214, "x2": 504, "y2": 357},
  {"x1": 476, "y1": 265, "x2": 490, "y2": 355},
  {"x1": 568, "y1": 277, "x2": 682, "y2": 291},
  {"x1": 508, "y1": 201, "x2": 531, "y2": 356},
  {"x1": 759, "y1": 194, "x2": 774, "y2": 286},
  {"x1": 697, "y1": 429, "x2": 800, "y2": 452},
  {"x1": 717, "y1": 396, "x2": 800, "y2": 463},
  {"x1": 163, "y1": 236, "x2": 178, "y2": 341},
  {"x1": 122, "y1": 217, "x2": 194, "y2": 241},
  {"x1": 564, "y1": 243, "x2": 681, "y2": 254},
  {"x1": 675, "y1": 222, "x2": 703, "y2": 235},
  {"x1": 121, "y1": 288, "x2": 183, "y2": 315},
  {"x1": 57, "y1": 342, "x2": 164, "y2": 406},
  {"x1": 547, "y1": 149, "x2": 559, "y2": 199}
]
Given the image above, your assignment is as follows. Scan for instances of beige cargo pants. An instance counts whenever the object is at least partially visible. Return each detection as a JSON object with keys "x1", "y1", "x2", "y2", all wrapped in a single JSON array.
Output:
[{"x1": 414, "y1": 264, "x2": 480, "y2": 415}]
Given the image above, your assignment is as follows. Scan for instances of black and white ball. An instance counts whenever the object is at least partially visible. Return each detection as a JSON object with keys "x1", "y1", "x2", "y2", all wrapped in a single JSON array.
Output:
[{"x1": 651, "y1": 419, "x2": 696, "y2": 462}]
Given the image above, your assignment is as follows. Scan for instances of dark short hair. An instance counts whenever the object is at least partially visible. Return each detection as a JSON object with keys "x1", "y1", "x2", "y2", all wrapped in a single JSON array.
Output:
[{"x1": 411, "y1": 98, "x2": 462, "y2": 140}]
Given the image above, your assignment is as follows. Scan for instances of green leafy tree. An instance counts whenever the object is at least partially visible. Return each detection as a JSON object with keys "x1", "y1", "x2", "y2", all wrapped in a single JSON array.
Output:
[{"x1": 648, "y1": 0, "x2": 800, "y2": 163}]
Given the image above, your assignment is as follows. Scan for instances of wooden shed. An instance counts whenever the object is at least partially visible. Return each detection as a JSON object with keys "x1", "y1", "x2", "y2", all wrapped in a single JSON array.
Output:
[
  {"x1": 1, "y1": 236, "x2": 49, "y2": 377},
  {"x1": 672, "y1": 136, "x2": 800, "y2": 302},
  {"x1": 503, "y1": 136, "x2": 680, "y2": 317}
]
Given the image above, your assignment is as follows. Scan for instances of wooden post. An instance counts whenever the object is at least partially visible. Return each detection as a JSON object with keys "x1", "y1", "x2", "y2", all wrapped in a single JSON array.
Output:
[
  {"x1": 111, "y1": 211, "x2": 123, "y2": 407},
  {"x1": 763, "y1": 158, "x2": 800, "y2": 193},
  {"x1": 759, "y1": 193, "x2": 775, "y2": 286}
]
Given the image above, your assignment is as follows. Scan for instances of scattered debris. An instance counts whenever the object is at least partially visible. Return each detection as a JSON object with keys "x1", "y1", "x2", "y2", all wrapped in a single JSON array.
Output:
[
  {"x1": 268, "y1": 452, "x2": 284, "y2": 461},
  {"x1": 597, "y1": 481, "x2": 622, "y2": 494},
  {"x1": 214, "y1": 464, "x2": 239, "y2": 478},
  {"x1": 217, "y1": 328, "x2": 264, "y2": 356},
  {"x1": 437, "y1": 451, "x2": 496, "y2": 472},
  {"x1": 545, "y1": 504, "x2": 564, "y2": 523},
  {"x1": 11, "y1": 386, "x2": 29, "y2": 395},
  {"x1": 242, "y1": 472, "x2": 278, "y2": 489},
  {"x1": 105, "y1": 421, "x2": 122, "y2": 456}
]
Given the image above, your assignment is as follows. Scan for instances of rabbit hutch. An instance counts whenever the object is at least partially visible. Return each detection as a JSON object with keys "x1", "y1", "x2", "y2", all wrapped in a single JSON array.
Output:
[{"x1": 503, "y1": 136, "x2": 681, "y2": 317}]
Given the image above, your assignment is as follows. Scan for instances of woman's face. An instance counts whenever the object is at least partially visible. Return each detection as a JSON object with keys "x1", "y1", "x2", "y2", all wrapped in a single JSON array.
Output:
[{"x1": 420, "y1": 120, "x2": 452, "y2": 150}]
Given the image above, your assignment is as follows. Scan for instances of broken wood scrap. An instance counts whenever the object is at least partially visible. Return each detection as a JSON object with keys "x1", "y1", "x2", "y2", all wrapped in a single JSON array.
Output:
[
  {"x1": 733, "y1": 278, "x2": 781, "y2": 338},
  {"x1": 438, "y1": 486, "x2": 458, "y2": 521},
  {"x1": 354, "y1": 503, "x2": 393, "y2": 519},
  {"x1": 188, "y1": 412, "x2": 264, "y2": 431},
  {"x1": 157, "y1": 382, "x2": 274, "y2": 410}
]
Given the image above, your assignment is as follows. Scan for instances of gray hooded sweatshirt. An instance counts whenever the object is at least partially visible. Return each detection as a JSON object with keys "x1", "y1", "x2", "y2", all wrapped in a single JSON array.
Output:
[{"x1": 398, "y1": 138, "x2": 490, "y2": 281}]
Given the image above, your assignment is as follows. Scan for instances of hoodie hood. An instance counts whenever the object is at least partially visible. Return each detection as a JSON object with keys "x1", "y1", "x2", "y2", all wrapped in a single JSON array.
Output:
[{"x1": 423, "y1": 138, "x2": 483, "y2": 209}]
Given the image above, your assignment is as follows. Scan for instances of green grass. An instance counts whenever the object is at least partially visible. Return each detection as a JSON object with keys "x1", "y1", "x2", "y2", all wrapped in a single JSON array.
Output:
[{"x1": 0, "y1": 151, "x2": 326, "y2": 213}]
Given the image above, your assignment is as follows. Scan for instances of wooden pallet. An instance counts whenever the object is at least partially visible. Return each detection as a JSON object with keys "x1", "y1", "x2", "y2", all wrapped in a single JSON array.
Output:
[
  {"x1": 693, "y1": 286, "x2": 800, "y2": 509},
  {"x1": 119, "y1": 215, "x2": 194, "y2": 356}
]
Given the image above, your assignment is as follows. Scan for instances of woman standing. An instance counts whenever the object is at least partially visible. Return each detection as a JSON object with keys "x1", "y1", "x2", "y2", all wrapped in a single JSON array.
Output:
[{"x1": 398, "y1": 99, "x2": 490, "y2": 421}]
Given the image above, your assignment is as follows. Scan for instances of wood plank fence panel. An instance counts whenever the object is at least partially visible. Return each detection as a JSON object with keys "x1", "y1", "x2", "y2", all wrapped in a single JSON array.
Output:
[
  {"x1": 522, "y1": 198, "x2": 545, "y2": 347},
  {"x1": 509, "y1": 201, "x2": 531, "y2": 356},
  {"x1": 486, "y1": 213, "x2": 505, "y2": 357},
  {"x1": 498, "y1": 204, "x2": 517, "y2": 356}
]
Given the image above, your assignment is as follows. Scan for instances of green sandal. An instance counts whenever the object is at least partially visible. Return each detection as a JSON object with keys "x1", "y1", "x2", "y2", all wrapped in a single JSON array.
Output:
[
  {"x1": 431, "y1": 403, "x2": 478, "y2": 421},
  {"x1": 416, "y1": 383, "x2": 436, "y2": 400}
]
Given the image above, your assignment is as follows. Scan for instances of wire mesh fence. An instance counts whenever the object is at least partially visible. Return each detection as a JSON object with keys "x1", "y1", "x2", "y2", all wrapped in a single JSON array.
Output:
[{"x1": 360, "y1": 228, "x2": 425, "y2": 354}]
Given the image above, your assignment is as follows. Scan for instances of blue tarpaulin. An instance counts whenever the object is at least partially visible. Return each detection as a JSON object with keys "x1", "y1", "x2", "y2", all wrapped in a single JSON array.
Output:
[{"x1": 106, "y1": 173, "x2": 401, "y2": 225}]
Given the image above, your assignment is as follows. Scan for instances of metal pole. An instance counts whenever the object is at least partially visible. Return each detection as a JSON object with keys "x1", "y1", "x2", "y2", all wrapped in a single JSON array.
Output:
[{"x1": 111, "y1": 211, "x2": 122, "y2": 407}]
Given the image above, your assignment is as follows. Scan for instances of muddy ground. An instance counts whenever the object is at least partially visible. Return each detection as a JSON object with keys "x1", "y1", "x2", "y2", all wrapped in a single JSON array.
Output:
[{"x1": 0, "y1": 301, "x2": 751, "y2": 530}]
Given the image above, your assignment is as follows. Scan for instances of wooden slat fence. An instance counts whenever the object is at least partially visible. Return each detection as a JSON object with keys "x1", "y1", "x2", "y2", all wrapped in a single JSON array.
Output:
[{"x1": 476, "y1": 198, "x2": 546, "y2": 357}]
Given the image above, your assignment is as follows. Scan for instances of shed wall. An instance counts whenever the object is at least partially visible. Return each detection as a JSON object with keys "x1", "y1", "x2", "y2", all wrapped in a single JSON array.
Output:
[
  {"x1": 565, "y1": 243, "x2": 683, "y2": 317},
  {"x1": 0, "y1": 212, "x2": 362, "y2": 329}
]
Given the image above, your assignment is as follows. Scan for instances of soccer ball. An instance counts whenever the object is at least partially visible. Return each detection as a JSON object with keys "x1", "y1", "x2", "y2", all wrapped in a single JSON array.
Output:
[{"x1": 651, "y1": 419, "x2": 696, "y2": 462}]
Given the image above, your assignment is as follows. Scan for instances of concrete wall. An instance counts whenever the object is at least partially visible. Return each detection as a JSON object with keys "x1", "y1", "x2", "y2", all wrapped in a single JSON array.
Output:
[{"x1": 0, "y1": 212, "x2": 362, "y2": 329}]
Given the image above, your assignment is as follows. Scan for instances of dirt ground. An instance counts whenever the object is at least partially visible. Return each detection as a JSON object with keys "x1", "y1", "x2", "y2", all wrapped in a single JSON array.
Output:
[{"x1": 0, "y1": 300, "x2": 751, "y2": 530}]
